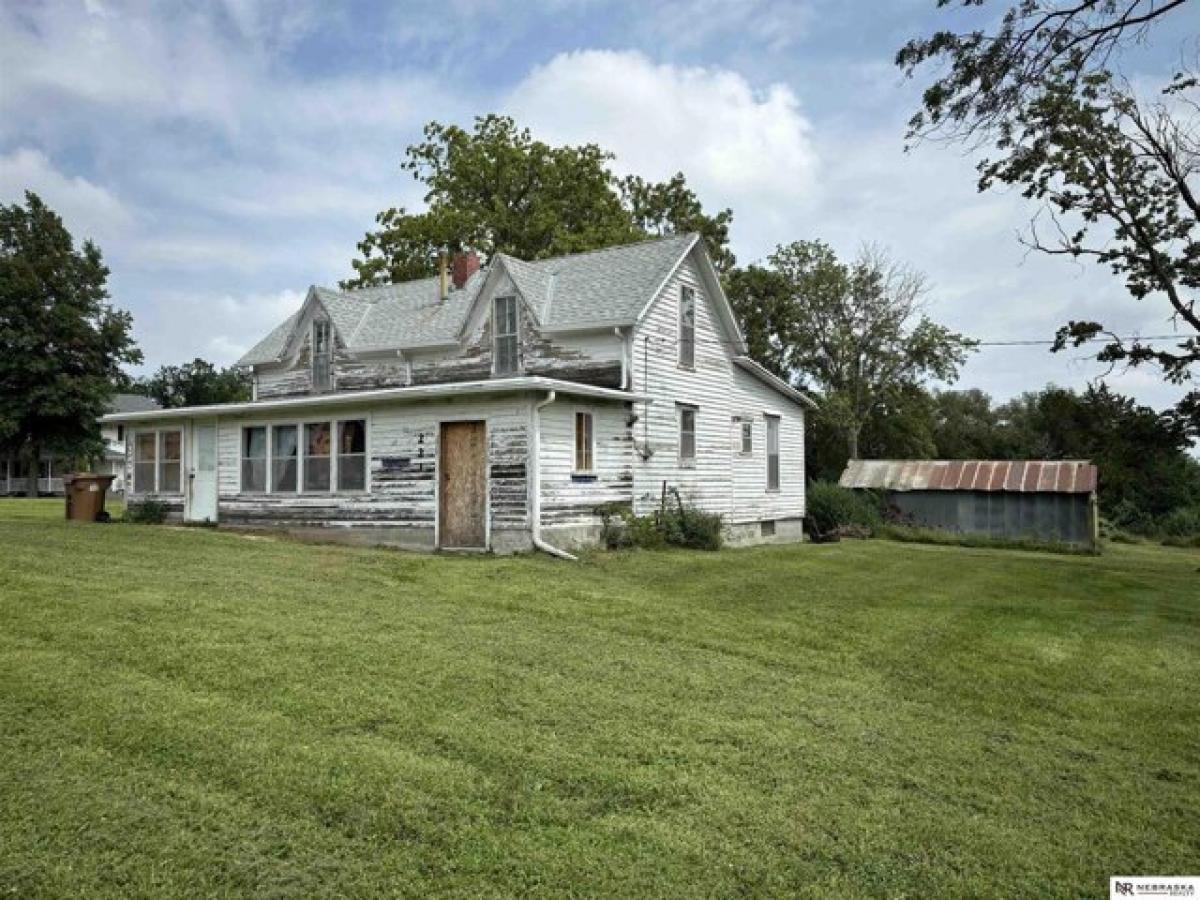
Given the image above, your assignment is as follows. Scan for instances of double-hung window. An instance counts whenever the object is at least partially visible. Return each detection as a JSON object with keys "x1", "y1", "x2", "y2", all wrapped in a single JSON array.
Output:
[
  {"x1": 133, "y1": 428, "x2": 183, "y2": 494},
  {"x1": 678, "y1": 286, "x2": 695, "y2": 369},
  {"x1": 241, "y1": 418, "x2": 366, "y2": 493},
  {"x1": 766, "y1": 415, "x2": 780, "y2": 491},
  {"x1": 493, "y1": 295, "x2": 519, "y2": 375},
  {"x1": 678, "y1": 404, "x2": 697, "y2": 466},
  {"x1": 733, "y1": 417, "x2": 752, "y2": 454},
  {"x1": 574, "y1": 411, "x2": 594, "y2": 474},
  {"x1": 312, "y1": 320, "x2": 332, "y2": 391}
]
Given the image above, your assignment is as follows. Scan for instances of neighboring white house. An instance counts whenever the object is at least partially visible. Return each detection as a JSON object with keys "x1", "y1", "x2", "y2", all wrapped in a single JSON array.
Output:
[
  {"x1": 1, "y1": 393, "x2": 160, "y2": 496},
  {"x1": 102, "y1": 235, "x2": 815, "y2": 553}
]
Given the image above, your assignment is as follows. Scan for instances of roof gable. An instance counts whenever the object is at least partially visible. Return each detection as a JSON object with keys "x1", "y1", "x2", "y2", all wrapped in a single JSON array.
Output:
[{"x1": 238, "y1": 234, "x2": 715, "y2": 365}]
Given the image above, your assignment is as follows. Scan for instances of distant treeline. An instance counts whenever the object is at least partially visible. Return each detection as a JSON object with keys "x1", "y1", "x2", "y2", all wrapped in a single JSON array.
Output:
[{"x1": 807, "y1": 383, "x2": 1199, "y2": 535}]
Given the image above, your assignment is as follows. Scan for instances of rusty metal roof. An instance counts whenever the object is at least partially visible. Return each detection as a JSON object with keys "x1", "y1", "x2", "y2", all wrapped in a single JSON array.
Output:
[{"x1": 838, "y1": 460, "x2": 1097, "y2": 494}]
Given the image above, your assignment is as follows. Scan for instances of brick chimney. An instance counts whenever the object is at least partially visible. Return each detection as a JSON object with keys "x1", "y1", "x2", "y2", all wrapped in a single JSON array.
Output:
[{"x1": 451, "y1": 251, "x2": 481, "y2": 289}]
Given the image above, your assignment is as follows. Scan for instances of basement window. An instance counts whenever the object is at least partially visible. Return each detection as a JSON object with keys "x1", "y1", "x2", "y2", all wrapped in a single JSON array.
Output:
[{"x1": 761, "y1": 520, "x2": 776, "y2": 538}]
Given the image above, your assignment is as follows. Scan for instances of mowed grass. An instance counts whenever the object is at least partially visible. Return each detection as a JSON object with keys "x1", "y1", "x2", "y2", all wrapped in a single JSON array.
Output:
[{"x1": 0, "y1": 499, "x2": 1197, "y2": 898}]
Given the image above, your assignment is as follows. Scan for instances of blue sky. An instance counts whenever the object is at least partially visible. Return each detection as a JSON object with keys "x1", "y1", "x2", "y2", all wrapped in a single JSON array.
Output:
[{"x1": 1, "y1": 0, "x2": 1195, "y2": 411}]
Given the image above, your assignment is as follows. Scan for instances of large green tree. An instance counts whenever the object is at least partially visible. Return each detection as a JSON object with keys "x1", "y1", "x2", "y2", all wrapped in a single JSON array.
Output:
[
  {"x1": 729, "y1": 240, "x2": 976, "y2": 460},
  {"x1": 897, "y1": 0, "x2": 1198, "y2": 423},
  {"x1": 133, "y1": 358, "x2": 251, "y2": 409},
  {"x1": 345, "y1": 115, "x2": 734, "y2": 288},
  {"x1": 0, "y1": 192, "x2": 141, "y2": 495}
]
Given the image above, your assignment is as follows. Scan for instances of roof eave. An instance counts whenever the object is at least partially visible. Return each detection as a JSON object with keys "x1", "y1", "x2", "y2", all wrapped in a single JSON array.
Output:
[
  {"x1": 732, "y1": 357, "x2": 818, "y2": 409},
  {"x1": 100, "y1": 377, "x2": 648, "y2": 423}
]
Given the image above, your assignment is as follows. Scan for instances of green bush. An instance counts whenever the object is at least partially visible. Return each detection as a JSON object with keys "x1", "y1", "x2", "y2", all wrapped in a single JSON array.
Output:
[
  {"x1": 806, "y1": 481, "x2": 883, "y2": 536},
  {"x1": 124, "y1": 500, "x2": 169, "y2": 524},
  {"x1": 598, "y1": 492, "x2": 723, "y2": 551},
  {"x1": 1159, "y1": 506, "x2": 1200, "y2": 538}
]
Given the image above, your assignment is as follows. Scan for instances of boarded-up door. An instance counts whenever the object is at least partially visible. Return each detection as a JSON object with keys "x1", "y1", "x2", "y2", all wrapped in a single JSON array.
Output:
[{"x1": 439, "y1": 421, "x2": 487, "y2": 549}]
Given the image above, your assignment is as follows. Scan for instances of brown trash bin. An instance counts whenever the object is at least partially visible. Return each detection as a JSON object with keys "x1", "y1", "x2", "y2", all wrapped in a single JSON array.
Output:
[{"x1": 63, "y1": 473, "x2": 117, "y2": 522}]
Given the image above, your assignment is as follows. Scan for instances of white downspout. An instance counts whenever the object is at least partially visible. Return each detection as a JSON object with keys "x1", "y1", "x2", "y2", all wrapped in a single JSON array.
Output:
[
  {"x1": 530, "y1": 390, "x2": 577, "y2": 560},
  {"x1": 613, "y1": 327, "x2": 628, "y2": 389}
]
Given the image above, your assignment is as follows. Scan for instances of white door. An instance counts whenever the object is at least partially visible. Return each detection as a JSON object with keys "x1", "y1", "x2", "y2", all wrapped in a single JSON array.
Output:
[{"x1": 187, "y1": 420, "x2": 218, "y2": 522}]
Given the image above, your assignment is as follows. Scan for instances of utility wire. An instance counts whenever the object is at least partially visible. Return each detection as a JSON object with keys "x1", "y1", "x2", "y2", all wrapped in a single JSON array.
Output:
[{"x1": 640, "y1": 333, "x2": 1189, "y2": 351}]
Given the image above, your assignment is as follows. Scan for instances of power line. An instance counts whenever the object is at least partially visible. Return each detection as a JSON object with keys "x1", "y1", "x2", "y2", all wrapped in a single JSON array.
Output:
[{"x1": 640, "y1": 333, "x2": 1190, "y2": 351}]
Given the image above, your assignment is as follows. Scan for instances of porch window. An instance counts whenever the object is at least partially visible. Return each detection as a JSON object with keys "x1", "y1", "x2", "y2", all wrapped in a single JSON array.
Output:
[
  {"x1": 493, "y1": 295, "x2": 519, "y2": 375},
  {"x1": 766, "y1": 415, "x2": 780, "y2": 491},
  {"x1": 134, "y1": 432, "x2": 156, "y2": 493},
  {"x1": 678, "y1": 404, "x2": 697, "y2": 466},
  {"x1": 574, "y1": 411, "x2": 594, "y2": 473},
  {"x1": 312, "y1": 320, "x2": 332, "y2": 391},
  {"x1": 304, "y1": 422, "x2": 331, "y2": 491},
  {"x1": 679, "y1": 286, "x2": 695, "y2": 369},
  {"x1": 160, "y1": 430, "x2": 182, "y2": 493},
  {"x1": 132, "y1": 428, "x2": 182, "y2": 494},
  {"x1": 271, "y1": 425, "x2": 298, "y2": 493},
  {"x1": 241, "y1": 426, "x2": 267, "y2": 493},
  {"x1": 337, "y1": 419, "x2": 367, "y2": 491}
]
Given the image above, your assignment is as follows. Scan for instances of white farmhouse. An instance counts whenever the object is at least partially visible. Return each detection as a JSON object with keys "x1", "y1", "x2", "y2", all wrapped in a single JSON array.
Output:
[{"x1": 103, "y1": 235, "x2": 814, "y2": 553}]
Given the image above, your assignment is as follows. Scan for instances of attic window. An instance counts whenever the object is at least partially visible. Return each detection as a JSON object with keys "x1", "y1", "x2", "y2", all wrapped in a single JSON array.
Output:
[
  {"x1": 312, "y1": 320, "x2": 332, "y2": 391},
  {"x1": 494, "y1": 295, "x2": 519, "y2": 375},
  {"x1": 679, "y1": 286, "x2": 695, "y2": 369}
]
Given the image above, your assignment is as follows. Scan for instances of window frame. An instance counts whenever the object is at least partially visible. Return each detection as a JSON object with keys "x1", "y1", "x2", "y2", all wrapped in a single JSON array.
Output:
[
  {"x1": 678, "y1": 285, "x2": 696, "y2": 370},
  {"x1": 573, "y1": 410, "x2": 595, "y2": 475},
  {"x1": 678, "y1": 404, "x2": 697, "y2": 468},
  {"x1": 765, "y1": 414, "x2": 781, "y2": 492},
  {"x1": 733, "y1": 417, "x2": 753, "y2": 455},
  {"x1": 238, "y1": 416, "x2": 369, "y2": 495},
  {"x1": 492, "y1": 295, "x2": 520, "y2": 376},
  {"x1": 130, "y1": 427, "x2": 184, "y2": 495},
  {"x1": 311, "y1": 319, "x2": 332, "y2": 392}
]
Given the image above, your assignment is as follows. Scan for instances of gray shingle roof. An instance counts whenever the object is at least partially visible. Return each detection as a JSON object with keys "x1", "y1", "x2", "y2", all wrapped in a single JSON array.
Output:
[
  {"x1": 237, "y1": 234, "x2": 698, "y2": 366},
  {"x1": 108, "y1": 393, "x2": 161, "y2": 414}
]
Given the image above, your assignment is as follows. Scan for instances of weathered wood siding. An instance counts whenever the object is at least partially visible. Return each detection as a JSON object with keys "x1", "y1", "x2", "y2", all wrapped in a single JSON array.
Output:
[
  {"x1": 537, "y1": 400, "x2": 634, "y2": 528},
  {"x1": 255, "y1": 270, "x2": 623, "y2": 398},
  {"x1": 728, "y1": 367, "x2": 806, "y2": 524},
  {"x1": 213, "y1": 397, "x2": 530, "y2": 538},
  {"x1": 629, "y1": 248, "x2": 806, "y2": 523}
]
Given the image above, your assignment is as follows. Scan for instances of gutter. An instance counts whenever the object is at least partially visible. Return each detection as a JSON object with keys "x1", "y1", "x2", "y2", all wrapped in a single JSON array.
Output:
[{"x1": 529, "y1": 391, "x2": 577, "y2": 561}]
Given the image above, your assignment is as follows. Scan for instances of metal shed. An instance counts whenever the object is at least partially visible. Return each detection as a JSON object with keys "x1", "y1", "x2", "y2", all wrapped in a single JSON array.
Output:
[{"x1": 838, "y1": 460, "x2": 1099, "y2": 546}]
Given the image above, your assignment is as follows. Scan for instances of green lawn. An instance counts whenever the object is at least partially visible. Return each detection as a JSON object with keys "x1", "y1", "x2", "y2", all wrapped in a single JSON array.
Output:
[{"x1": 1, "y1": 499, "x2": 1197, "y2": 898}]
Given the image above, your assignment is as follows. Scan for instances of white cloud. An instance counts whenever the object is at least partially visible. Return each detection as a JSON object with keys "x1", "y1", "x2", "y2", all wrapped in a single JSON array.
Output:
[
  {"x1": 0, "y1": 147, "x2": 134, "y2": 242},
  {"x1": 506, "y1": 50, "x2": 819, "y2": 257}
]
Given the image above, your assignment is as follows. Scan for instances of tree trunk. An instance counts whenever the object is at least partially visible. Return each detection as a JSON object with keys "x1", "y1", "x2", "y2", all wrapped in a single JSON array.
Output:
[{"x1": 847, "y1": 426, "x2": 861, "y2": 461}]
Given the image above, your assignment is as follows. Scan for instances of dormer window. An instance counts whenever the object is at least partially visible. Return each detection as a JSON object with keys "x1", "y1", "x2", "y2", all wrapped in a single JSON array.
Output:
[
  {"x1": 493, "y1": 295, "x2": 519, "y2": 375},
  {"x1": 312, "y1": 319, "x2": 332, "y2": 391}
]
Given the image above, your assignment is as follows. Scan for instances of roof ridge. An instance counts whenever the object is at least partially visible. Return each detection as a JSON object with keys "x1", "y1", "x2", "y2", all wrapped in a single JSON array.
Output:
[{"x1": 522, "y1": 232, "x2": 697, "y2": 268}]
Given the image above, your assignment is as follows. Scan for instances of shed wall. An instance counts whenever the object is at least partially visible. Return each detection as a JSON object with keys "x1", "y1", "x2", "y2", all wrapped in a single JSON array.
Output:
[{"x1": 888, "y1": 490, "x2": 1093, "y2": 545}]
